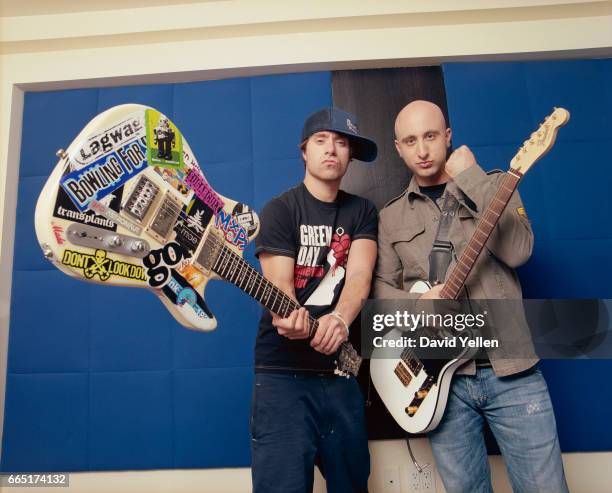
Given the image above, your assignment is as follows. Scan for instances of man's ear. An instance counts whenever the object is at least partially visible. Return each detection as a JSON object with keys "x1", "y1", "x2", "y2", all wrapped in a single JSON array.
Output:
[
  {"x1": 445, "y1": 127, "x2": 452, "y2": 147},
  {"x1": 394, "y1": 139, "x2": 402, "y2": 157}
]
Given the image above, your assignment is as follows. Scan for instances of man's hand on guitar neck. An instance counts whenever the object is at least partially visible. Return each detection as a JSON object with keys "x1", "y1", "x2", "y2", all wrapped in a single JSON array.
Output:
[
  {"x1": 310, "y1": 313, "x2": 348, "y2": 355},
  {"x1": 272, "y1": 307, "x2": 311, "y2": 340}
]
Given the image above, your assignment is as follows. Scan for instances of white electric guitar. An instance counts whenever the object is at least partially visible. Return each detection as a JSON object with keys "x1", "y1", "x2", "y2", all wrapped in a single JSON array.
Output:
[
  {"x1": 35, "y1": 104, "x2": 361, "y2": 377},
  {"x1": 370, "y1": 107, "x2": 570, "y2": 433}
]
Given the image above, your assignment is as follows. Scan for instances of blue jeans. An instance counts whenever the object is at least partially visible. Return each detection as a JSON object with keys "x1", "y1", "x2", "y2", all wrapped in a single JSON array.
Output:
[
  {"x1": 428, "y1": 367, "x2": 568, "y2": 493},
  {"x1": 250, "y1": 372, "x2": 370, "y2": 493}
]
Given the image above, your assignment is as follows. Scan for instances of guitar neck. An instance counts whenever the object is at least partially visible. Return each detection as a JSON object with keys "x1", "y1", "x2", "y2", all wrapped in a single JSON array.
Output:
[
  {"x1": 441, "y1": 170, "x2": 522, "y2": 299},
  {"x1": 203, "y1": 236, "x2": 319, "y2": 333}
]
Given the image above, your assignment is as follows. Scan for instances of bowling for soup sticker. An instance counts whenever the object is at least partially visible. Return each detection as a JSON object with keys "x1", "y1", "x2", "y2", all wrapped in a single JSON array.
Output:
[{"x1": 145, "y1": 109, "x2": 184, "y2": 170}]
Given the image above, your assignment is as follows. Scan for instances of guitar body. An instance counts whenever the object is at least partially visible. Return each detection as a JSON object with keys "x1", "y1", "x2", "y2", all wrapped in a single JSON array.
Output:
[
  {"x1": 35, "y1": 104, "x2": 260, "y2": 331},
  {"x1": 370, "y1": 280, "x2": 478, "y2": 433}
]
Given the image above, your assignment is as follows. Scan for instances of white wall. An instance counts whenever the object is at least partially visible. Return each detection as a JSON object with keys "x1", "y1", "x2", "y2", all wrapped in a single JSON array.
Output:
[{"x1": 1, "y1": 1, "x2": 611, "y2": 491}]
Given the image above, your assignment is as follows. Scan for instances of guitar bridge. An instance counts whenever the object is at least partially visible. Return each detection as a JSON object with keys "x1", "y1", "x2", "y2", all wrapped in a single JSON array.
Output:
[{"x1": 124, "y1": 175, "x2": 160, "y2": 222}]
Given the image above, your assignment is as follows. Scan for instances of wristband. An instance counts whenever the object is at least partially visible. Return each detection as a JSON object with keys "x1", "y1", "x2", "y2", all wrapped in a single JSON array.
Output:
[{"x1": 330, "y1": 310, "x2": 349, "y2": 336}]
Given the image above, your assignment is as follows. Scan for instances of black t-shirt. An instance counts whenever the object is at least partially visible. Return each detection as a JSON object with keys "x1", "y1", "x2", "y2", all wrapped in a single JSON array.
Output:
[
  {"x1": 419, "y1": 183, "x2": 447, "y2": 206},
  {"x1": 254, "y1": 182, "x2": 378, "y2": 372}
]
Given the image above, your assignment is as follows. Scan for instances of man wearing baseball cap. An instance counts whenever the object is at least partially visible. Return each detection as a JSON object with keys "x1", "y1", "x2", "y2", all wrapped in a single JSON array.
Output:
[{"x1": 251, "y1": 107, "x2": 378, "y2": 492}]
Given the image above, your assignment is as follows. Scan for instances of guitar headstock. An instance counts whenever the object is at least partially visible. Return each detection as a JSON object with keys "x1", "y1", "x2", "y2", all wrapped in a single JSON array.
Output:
[
  {"x1": 334, "y1": 342, "x2": 362, "y2": 378},
  {"x1": 510, "y1": 107, "x2": 570, "y2": 175}
]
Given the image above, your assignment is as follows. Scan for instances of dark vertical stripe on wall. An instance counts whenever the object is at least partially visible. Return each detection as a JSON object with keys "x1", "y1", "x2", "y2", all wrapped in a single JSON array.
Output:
[
  {"x1": 331, "y1": 67, "x2": 449, "y2": 439},
  {"x1": 331, "y1": 67, "x2": 448, "y2": 211}
]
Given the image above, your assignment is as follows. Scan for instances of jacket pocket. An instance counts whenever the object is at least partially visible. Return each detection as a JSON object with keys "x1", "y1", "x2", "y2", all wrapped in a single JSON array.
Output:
[{"x1": 389, "y1": 223, "x2": 428, "y2": 280}]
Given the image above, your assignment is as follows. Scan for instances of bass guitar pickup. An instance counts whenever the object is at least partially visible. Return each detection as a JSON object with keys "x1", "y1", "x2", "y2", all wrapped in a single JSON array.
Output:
[{"x1": 65, "y1": 223, "x2": 151, "y2": 258}]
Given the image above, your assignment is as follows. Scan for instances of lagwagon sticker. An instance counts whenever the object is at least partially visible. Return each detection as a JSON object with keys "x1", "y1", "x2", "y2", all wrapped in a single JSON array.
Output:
[
  {"x1": 61, "y1": 249, "x2": 146, "y2": 282},
  {"x1": 72, "y1": 112, "x2": 145, "y2": 168},
  {"x1": 145, "y1": 109, "x2": 184, "y2": 170}
]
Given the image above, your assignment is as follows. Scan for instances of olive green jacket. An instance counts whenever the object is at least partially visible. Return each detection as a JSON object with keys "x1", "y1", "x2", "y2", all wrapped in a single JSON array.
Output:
[{"x1": 373, "y1": 164, "x2": 538, "y2": 376}]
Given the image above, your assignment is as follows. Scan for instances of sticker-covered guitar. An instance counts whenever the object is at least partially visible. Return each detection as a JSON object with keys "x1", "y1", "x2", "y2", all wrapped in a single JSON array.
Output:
[{"x1": 35, "y1": 104, "x2": 361, "y2": 377}]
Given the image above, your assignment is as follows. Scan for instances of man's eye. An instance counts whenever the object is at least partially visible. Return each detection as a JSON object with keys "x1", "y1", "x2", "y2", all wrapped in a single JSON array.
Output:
[
  {"x1": 337, "y1": 140, "x2": 348, "y2": 146},
  {"x1": 426, "y1": 133, "x2": 435, "y2": 140}
]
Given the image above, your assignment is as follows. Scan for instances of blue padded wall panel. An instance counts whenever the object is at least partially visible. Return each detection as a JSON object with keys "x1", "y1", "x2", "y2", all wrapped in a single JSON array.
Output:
[
  {"x1": 541, "y1": 360, "x2": 612, "y2": 452},
  {"x1": 442, "y1": 63, "x2": 533, "y2": 146},
  {"x1": 89, "y1": 285, "x2": 173, "y2": 372},
  {"x1": 173, "y1": 281, "x2": 260, "y2": 370},
  {"x1": 443, "y1": 59, "x2": 612, "y2": 452},
  {"x1": 9, "y1": 270, "x2": 90, "y2": 373},
  {"x1": 523, "y1": 60, "x2": 609, "y2": 142},
  {"x1": 173, "y1": 367, "x2": 252, "y2": 468},
  {"x1": 251, "y1": 72, "x2": 332, "y2": 160},
  {"x1": 204, "y1": 160, "x2": 255, "y2": 210},
  {"x1": 4, "y1": 71, "x2": 332, "y2": 472},
  {"x1": 253, "y1": 157, "x2": 305, "y2": 212},
  {"x1": 20, "y1": 89, "x2": 99, "y2": 178},
  {"x1": 0, "y1": 374, "x2": 89, "y2": 472},
  {"x1": 173, "y1": 79, "x2": 253, "y2": 165},
  {"x1": 89, "y1": 371, "x2": 173, "y2": 470},
  {"x1": 97, "y1": 84, "x2": 174, "y2": 117},
  {"x1": 14, "y1": 175, "x2": 53, "y2": 271}
]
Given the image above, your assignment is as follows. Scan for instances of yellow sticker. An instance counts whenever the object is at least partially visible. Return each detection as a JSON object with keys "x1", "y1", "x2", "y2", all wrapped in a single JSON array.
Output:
[{"x1": 517, "y1": 207, "x2": 528, "y2": 221}]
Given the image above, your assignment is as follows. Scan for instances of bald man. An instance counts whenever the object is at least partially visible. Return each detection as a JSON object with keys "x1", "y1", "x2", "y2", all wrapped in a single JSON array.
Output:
[{"x1": 374, "y1": 101, "x2": 568, "y2": 492}]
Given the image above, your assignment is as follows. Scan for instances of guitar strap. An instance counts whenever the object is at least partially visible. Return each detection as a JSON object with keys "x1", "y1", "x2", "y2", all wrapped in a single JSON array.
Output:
[{"x1": 428, "y1": 192, "x2": 460, "y2": 285}]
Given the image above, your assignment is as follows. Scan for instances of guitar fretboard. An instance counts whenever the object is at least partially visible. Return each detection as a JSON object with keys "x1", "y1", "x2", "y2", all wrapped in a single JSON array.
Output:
[
  {"x1": 201, "y1": 234, "x2": 320, "y2": 334},
  {"x1": 441, "y1": 171, "x2": 522, "y2": 299}
]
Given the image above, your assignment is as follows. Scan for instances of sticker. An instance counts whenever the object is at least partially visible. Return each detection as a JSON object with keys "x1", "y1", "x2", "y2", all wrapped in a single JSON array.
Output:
[
  {"x1": 60, "y1": 138, "x2": 147, "y2": 212},
  {"x1": 517, "y1": 207, "x2": 528, "y2": 221},
  {"x1": 184, "y1": 168, "x2": 224, "y2": 215},
  {"x1": 53, "y1": 186, "x2": 123, "y2": 232},
  {"x1": 153, "y1": 165, "x2": 192, "y2": 198},
  {"x1": 214, "y1": 208, "x2": 247, "y2": 250},
  {"x1": 89, "y1": 199, "x2": 142, "y2": 235},
  {"x1": 174, "y1": 198, "x2": 213, "y2": 255},
  {"x1": 72, "y1": 113, "x2": 145, "y2": 168},
  {"x1": 232, "y1": 203, "x2": 259, "y2": 239},
  {"x1": 143, "y1": 242, "x2": 186, "y2": 288},
  {"x1": 178, "y1": 264, "x2": 206, "y2": 290},
  {"x1": 61, "y1": 248, "x2": 146, "y2": 282},
  {"x1": 162, "y1": 272, "x2": 212, "y2": 320},
  {"x1": 145, "y1": 109, "x2": 183, "y2": 169},
  {"x1": 51, "y1": 223, "x2": 66, "y2": 245}
]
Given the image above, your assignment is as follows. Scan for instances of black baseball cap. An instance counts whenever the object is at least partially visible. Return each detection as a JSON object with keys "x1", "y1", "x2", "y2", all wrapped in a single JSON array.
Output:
[{"x1": 300, "y1": 107, "x2": 378, "y2": 162}]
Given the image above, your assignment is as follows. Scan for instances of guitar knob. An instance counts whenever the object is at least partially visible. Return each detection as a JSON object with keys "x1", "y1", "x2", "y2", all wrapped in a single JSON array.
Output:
[
  {"x1": 131, "y1": 241, "x2": 145, "y2": 253},
  {"x1": 109, "y1": 236, "x2": 123, "y2": 247},
  {"x1": 56, "y1": 149, "x2": 67, "y2": 159}
]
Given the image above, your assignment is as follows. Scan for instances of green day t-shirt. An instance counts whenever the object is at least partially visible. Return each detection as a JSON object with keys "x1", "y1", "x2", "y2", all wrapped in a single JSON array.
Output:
[{"x1": 254, "y1": 183, "x2": 378, "y2": 373}]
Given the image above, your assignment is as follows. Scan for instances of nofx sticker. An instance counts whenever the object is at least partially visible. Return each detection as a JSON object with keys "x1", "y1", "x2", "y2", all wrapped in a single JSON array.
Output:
[
  {"x1": 60, "y1": 138, "x2": 147, "y2": 212},
  {"x1": 145, "y1": 109, "x2": 184, "y2": 169},
  {"x1": 61, "y1": 249, "x2": 146, "y2": 282}
]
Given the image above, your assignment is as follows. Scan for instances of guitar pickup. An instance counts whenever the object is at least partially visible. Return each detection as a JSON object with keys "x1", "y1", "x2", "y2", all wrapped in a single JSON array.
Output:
[
  {"x1": 145, "y1": 192, "x2": 183, "y2": 244},
  {"x1": 394, "y1": 361, "x2": 413, "y2": 387}
]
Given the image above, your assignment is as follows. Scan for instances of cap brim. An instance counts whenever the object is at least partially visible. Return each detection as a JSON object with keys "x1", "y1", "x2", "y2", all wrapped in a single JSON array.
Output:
[{"x1": 347, "y1": 135, "x2": 378, "y2": 163}]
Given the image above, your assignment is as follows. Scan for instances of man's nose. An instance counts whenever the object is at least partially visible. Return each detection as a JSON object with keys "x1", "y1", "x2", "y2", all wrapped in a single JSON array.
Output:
[
  {"x1": 416, "y1": 140, "x2": 428, "y2": 158},
  {"x1": 324, "y1": 138, "x2": 337, "y2": 154}
]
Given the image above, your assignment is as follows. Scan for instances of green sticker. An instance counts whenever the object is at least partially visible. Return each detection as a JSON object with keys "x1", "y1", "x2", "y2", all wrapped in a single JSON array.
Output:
[{"x1": 145, "y1": 109, "x2": 184, "y2": 169}]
